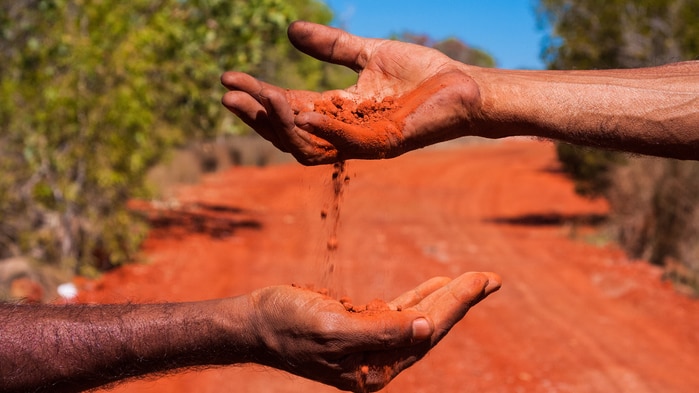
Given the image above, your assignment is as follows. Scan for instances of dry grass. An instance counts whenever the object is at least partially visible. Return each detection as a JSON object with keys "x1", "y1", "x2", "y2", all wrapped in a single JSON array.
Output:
[{"x1": 606, "y1": 156, "x2": 699, "y2": 295}]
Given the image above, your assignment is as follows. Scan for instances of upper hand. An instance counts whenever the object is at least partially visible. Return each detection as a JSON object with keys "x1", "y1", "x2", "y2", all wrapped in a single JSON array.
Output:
[
  {"x1": 247, "y1": 271, "x2": 501, "y2": 392},
  {"x1": 221, "y1": 21, "x2": 483, "y2": 165}
]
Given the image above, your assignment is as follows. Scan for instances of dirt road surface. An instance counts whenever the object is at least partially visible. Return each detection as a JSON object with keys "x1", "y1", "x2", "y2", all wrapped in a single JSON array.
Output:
[{"x1": 80, "y1": 139, "x2": 699, "y2": 393}]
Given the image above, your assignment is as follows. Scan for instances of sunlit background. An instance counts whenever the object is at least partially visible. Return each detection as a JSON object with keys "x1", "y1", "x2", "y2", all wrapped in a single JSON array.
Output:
[{"x1": 324, "y1": 0, "x2": 545, "y2": 69}]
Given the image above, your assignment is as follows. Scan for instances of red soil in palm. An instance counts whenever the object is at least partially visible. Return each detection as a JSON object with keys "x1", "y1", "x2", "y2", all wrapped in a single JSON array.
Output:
[{"x1": 78, "y1": 139, "x2": 699, "y2": 393}]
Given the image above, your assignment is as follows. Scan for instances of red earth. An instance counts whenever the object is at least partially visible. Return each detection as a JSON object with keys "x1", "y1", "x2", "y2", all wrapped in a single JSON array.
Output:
[{"x1": 78, "y1": 139, "x2": 699, "y2": 393}]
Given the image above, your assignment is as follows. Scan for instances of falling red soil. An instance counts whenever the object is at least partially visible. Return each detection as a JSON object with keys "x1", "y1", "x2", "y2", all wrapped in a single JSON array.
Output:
[{"x1": 78, "y1": 139, "x2": 699, "y2": 393}]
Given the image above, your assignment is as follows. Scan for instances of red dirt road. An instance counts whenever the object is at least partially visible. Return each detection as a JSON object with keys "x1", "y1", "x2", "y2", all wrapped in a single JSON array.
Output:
[{"x1": 80, "y1": 139, "x2": 699, "y2": 393}]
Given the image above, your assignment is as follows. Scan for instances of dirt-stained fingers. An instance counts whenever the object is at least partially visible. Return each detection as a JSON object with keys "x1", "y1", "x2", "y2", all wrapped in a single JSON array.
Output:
[
  {"x1": 295, "y1": 111, "x2": 404, "y2": 161},
  {"x1": 221, "y1": 90, "x2": 287, "y2": 151},
  {"x1": 221, "y1": 71, "x2": 320, "y2": 114},
  {"x1": 221, "y1": 71, "x2": 269, "y2": 97},
  {"x1": 256, "y1": 87, "x2": 300, "y2": 153},
  {"x1": 416, "y1": 271, "x2": 501, "y2": 344},
  {"x1": 388, "y1": 276, "x2": 452, "y2": 311},
  {"x1": 335, "y1": 272, "x2": 501, "y2": 354}
]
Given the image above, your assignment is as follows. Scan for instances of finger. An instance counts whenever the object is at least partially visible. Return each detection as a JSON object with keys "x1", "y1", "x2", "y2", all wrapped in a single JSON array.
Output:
[
  {"x1": 223, "y1": 71, "x2": 324, "y2": 114},
  {"x1": 414, "y1": 272, "x2": 500, "y2": 344},
  {"x1": 221, "y1": 72, "x2": 290, "y2": 110},
  {"x1": 295, "y1": 111, "x2": 354, "y2": 146},
  {"x1": 261, "y1": 88, "x2": 344, "y2": 165},
  {"x1": 221, "y1": 71, "x2": 267, "y2": 95},
  {"x1": 388, "y1": 276, "x2": 451, "y2": 310},
  {"x1": 285, "y1": 89, "x2": 323, "y2": 113},
  {"x1": 332, "y1": 309, "x2": 434, "y2": 353},
  {"x1": 221, "y1": 90, "x2": 265, "y2": 122},
  {"x1": 482, "y1": 271, "x2": 503, "y2": 295},
  {"x1": 260, "y1": 87, "x2": 314, "y2": 154},
  {"x1": 296, "y1": 111, "x2": 402, "y2": 159},
  {"x1": 221, "y1": 91, "x2": 287, "y2": 151},
  {"x1": 287, "y1": 21, "x2": 375, "y2": 72},
  {"x1": 292, "y1": 128, "x2": 341, "y2": 164},
  {"x1": 295, "y1": 111, "x2": 369, "y2": 148}
]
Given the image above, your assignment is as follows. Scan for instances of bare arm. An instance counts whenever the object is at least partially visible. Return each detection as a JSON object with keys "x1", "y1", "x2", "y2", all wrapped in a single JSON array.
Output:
[
  {"x1": 221, "y1": 21, "x2": 699, "y2": 163},
  {"x1": 472, "y1": 62, "x2": 699, "y2": 160},
  {"x1": 0, "y1": 299, "x2": 251, "y2": 393},
  {"x1": 0, "y1": 271, "x2": 500, "y2": 393}
]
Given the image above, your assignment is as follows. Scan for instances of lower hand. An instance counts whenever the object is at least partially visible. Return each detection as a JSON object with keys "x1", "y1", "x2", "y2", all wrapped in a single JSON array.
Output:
[{"x1": 247, "y1": 271, "x2": 501, "y2": 392}]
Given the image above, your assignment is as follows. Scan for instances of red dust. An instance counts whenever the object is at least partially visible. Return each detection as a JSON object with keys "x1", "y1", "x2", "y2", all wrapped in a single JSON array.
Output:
[
  {"x1": 292, "y1": 284, "x2": 392, "y2": 314},
  {"x1": 320, "y1": 161, "x2": 349, "y2": 287},
  {"x1": 340, "y1": 296, "x2": 392, "y2": 314},
  {"x1": 313, "y1": 96, "x2": 396, "y2": 125},
  {"x1": 311, "y1": 95, "x2": 404, "y2": 159}
]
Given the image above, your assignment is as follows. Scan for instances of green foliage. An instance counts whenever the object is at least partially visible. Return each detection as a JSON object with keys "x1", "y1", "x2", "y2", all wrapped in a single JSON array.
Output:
[
  {"x1": 539, "y1": 0, "x2": 699, "y2": 287},
  {"x1": 250, "y1": 0, "x2": 358, "y2": 91},
  {"x1": 0, "y1": 0, "x2": 332, "y2": 274},
  {"x1": 538, "y1": 0, "x2": 699, "y2": 69}
]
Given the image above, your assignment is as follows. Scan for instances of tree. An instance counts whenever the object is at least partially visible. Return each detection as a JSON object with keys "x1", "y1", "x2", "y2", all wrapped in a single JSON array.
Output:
[
  {"x1": 393, "y1": 32, "x2": 496, "y2": 68},
  {"x1": 539, "y1": 0, "x2": 699, "y2": 70},
  {"x1": 0, "y1": 0, "x2": 331, "y2": 274},
  {"x1": 250, "y1": 0, "x2": 357, "y2": 93},
  {"x1": 538, "y1": 0, "x2": 699, "y2": 289}
]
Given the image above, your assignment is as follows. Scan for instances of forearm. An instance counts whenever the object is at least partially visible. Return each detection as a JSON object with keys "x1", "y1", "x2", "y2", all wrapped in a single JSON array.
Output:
[
  {"x1": 469, "y1": 61, "x2": 699, "y2": 159},
  {"x1": 0, "y1": 298, "x2": 255, "y2": 393}
]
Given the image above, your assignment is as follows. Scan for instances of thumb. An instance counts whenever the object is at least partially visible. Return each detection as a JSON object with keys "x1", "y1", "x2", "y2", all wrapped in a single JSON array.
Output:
[
  {"x1": 410, "y1": 317, "x2": 433, "y2": 341},
  {"x1": 415, "y1": 272, "x2": 501, "y2": 344},
  {"x1": 340, "y1": 311, "x2": 435, "y2": 353},
  {"x1": 287, "y1": 21, "x2": 373, "y2": 72}
]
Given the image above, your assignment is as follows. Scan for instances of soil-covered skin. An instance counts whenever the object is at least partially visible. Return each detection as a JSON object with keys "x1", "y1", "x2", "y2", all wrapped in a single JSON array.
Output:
[
  {"x1": 314, "y1": 96, "x2": 397, "y2": 125},
  {"x1": 78, "y1": 140, "x2": 699, "y2": 393},
  {"x1": 289, "y1": 283, "x2": 392, "y2": 313},
  {"x1": 341, "y1": 297, "x2": 392, "y2": 313},
  {"x1": 310, "y1": 95, "x2": 405, "y2": 160}
]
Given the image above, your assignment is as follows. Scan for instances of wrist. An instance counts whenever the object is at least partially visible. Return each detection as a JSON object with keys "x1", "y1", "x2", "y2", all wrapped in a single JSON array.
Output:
[
  {"x1": 464, "y1": 65, "x2": 536, "y2": 140},
  {"x1": 210, "y1": 295, "x2": 261, "y2": 365},
  {"x1": 239, "y1": 288, "x2": 289, "y2": 370},
  {"x1": 398, "y1": 63, "x2": 487, "y2": 151}
]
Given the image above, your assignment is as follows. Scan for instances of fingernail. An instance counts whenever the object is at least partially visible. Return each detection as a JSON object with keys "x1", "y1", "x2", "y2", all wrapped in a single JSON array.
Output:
[
  {"x1": 296, "y1": 121, "x2": 313, "y2": 132},
  {"x1": 412, "y1": 318, "x2": 432, "y2": 341},
  {"x1": 484, "y1": 276, "x2": 502, "y2": 295}
]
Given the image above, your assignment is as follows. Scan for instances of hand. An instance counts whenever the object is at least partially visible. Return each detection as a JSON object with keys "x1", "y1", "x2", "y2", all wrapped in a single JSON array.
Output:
[
  {"x1": 221, "y1": 21, "x2": 483, "y2": 165},
  {"x1": 247, "y1": 271, "x2": 501, "y2": 392}
]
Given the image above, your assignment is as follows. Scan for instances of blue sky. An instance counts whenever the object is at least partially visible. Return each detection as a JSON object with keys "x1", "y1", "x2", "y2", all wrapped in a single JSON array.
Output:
[{"x1": 322, "y1": 1, "x2": 546, "y2": 70}]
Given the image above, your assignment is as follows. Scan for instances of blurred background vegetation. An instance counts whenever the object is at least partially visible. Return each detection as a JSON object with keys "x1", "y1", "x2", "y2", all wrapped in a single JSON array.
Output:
[
  {"x1": 539, "y1": 0, "x2": 699, "y2": 293},
  {"x1": 0, "y1": 0, "x2": 493, "y2": 297},
  {"x1": 0, "y1": 0, "x2": 336, "y2": 283},
  {"x1": 1, "y1": 0, "x2": 697, "y2": 298}
]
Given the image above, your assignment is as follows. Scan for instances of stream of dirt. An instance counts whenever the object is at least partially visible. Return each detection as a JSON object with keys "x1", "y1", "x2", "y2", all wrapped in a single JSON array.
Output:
[{"x1": 318, "y1": 160, "x2": 349, "y2": 296}]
